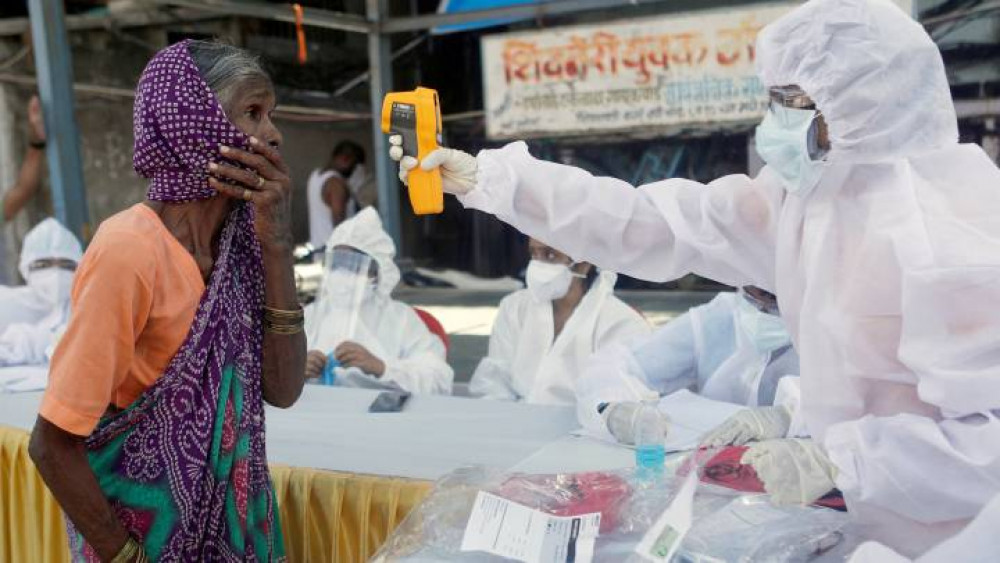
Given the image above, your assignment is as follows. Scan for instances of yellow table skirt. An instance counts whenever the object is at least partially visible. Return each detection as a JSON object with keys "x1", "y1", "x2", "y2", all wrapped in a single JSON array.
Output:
[{"x1": 1, "y1": 426, "x2": 431, "y2": 562}]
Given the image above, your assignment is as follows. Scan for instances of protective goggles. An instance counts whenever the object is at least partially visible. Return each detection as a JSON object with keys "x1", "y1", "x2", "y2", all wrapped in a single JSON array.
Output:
[
  {"x1": 768, "y1": 85, "x2": 816, "y2": 110},
  {"x1": 766, "y1": 86, "x2": 828, "y2": 161},
  {"x1": 28, "y1": 258, "x2": 78, "y2": 272},
  {"x1": 741, "y1": 288, "x2": 780, "y2": 315}
]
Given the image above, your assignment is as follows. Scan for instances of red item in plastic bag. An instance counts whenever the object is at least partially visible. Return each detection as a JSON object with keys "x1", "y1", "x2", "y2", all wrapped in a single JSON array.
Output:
[
  {"x1": 692, "y1": 446, "x2": 847, "y2": 511},
  {"x1": 493, "y1": 472, "x2": 632, "y2": 533}
]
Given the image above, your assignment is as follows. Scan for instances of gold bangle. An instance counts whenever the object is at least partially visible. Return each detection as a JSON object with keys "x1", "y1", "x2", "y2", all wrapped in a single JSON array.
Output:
[
  {"x1": 110, "y1": 536, "x2": 143, "y2": 563},
  {"x1": 264, "y1": 325, "x2": 304, "y2": 335},
  {"x1": 263, "y1": 317, "x2": 304, "y2": 335},
  {"x1": 263, "y1": 305, "x2": 304, "y2": 320}
]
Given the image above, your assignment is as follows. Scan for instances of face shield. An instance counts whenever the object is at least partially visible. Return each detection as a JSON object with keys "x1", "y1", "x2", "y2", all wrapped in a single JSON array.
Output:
[{"x1": 306, "y1": 247, "x2": 374, "y2": 348}]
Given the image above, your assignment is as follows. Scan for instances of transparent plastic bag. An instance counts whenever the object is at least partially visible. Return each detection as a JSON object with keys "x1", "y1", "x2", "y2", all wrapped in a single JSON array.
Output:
[
  {"x1": 676, "y1": 495, "x2": 852, "y2": 563},
  {"x1": 371, "y1": 466, "x2": 664, "y2": 563},
  {"x1": 371, "y1": 464, "x2": 857, "y2": 563}
]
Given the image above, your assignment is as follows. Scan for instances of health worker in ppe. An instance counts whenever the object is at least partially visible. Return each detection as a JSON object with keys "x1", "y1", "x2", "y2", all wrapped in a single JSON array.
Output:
[
  {"x1": 847, "y1": 494, "x2": 1000, "y2": 563},
  {"x1": 303, "y1": 208, "x2": 454, "y2": 394},
  {"x1": 469, "y1": 238, "x2": 649, "y2": 405},
  {"x1": 392, "y1": 0, "x2": 1000, "y2": 555},
  {"x1": 0, "y1": 218, "x2": 81, "y2": 366},
  {"x1": 578, "y1": 286, "x2": 800, "y2": 445}
]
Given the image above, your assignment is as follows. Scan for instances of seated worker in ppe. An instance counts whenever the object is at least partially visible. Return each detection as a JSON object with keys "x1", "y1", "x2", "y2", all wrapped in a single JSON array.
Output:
[
  {"x1": 578, "y1": 286, "x2": 800, "y2": 445},
  {"x1": 0, "y1": 218, "x2": 82, "y2": 366},
  {"x1": 392, "y1": 0, "x2": 1000, "y2": 555},
  {"x1": 469, "y1": 238, "x2": 649, "y2": 404},
  {"x1": 303, "y1": 208, "x2": 453, "y2": 394}
]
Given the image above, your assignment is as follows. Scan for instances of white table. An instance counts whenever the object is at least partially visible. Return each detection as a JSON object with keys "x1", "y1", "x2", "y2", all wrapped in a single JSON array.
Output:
[
  {"x1": 0, "y1": 384, "x2": 589, "y2": 481},
  {"x1": 263, "y1": 385, "x2": 582, "y2": 479}
]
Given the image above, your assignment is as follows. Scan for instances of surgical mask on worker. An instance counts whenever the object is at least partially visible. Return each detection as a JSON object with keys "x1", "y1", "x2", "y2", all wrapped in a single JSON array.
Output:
[
  {"x1": 736, "y1": 296, "x2": 791, "y2": 354},
  {"x1": 755, "y1": 105, "x2": 827, "y2": 196},
  {"x1": 27, "y1": 268, "x2": 74, "y2": 308},
  {"x1": 525, "y1": 260, "x2": 583, "y2": 303}
]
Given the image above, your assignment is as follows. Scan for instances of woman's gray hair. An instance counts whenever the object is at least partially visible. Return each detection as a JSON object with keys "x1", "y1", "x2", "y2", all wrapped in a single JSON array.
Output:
[{"x1": 187, "y1": 40, "x2": 271, "y2": 108}]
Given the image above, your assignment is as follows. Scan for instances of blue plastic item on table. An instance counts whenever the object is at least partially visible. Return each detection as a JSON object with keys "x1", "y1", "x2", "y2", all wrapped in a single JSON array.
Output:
[{"x1": 321, "y1": 353, "x2": 340, "y2": 386}]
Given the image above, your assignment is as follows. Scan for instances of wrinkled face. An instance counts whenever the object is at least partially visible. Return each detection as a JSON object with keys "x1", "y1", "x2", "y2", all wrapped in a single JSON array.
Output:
[
  {"x1": 222, "y1": 77, "x2": 282, "y2": 148},
  {"x1": 527, "y1": 238, "x2": 592, "y2": 277}
]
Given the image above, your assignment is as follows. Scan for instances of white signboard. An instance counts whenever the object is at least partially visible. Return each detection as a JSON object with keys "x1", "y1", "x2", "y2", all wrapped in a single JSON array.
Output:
[{"x1": 480, "y1": 1, "x2": 911, "y2": 139}]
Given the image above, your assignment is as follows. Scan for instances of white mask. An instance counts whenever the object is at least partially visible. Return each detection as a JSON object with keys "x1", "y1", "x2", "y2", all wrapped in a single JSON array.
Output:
[
  {"x1": 525, "y1": 260, "x2": 583, "y2": 303},
  {"x1": 736, "y1": 296, "x2": 791, "y2": 354},
  {"x1": 27, "y1": 268, "x2": 75, "y2": 308},
  {"x1": 755, "y1": 105, "x2": 827, "y2": 196}
]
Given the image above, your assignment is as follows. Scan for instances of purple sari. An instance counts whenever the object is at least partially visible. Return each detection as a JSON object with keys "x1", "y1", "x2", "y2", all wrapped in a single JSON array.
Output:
[{"x1": 67, "y1": 41, "x2": 284, "y2": 561}]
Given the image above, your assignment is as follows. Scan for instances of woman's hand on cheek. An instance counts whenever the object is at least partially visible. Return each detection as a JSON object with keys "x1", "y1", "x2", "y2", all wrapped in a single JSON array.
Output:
[{"x1": 207, "y1": 137, "x2": 293, "y2": 252}]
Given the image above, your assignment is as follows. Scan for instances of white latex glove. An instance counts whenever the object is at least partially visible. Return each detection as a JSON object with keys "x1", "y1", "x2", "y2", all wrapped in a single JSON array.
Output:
[
  {"x1": 699, "y1": 405, "x2": 791, "y2": 448},
  {"x1": 603, "y1": 401, "x2": 670, "y2": 446},
  {"x1": 388, "y1": 134, "x2": 477, "y2": 195},
  {"x1": 741, "y1": 438, "x2": 838, "y2": 505}
]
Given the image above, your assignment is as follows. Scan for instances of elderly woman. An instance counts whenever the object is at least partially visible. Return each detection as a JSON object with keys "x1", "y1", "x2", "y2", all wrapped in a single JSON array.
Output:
[{"x1": 28, "y1": 40, "x2": 305, "y2": 561}]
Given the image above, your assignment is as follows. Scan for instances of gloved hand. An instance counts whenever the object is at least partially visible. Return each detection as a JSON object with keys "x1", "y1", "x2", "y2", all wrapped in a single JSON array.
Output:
[
  {"x1": 603, "y1": 401, "x2": 670, "y2": 446},
  {"x1": 388, "y1": 134, "x2": 478, "y2": 195},
  {"x1": 699, "y1": 405, "x2": 791, "y2": 448},
  {"x1": 741, "y1": 438, "x2": 838, "y2": 505}
]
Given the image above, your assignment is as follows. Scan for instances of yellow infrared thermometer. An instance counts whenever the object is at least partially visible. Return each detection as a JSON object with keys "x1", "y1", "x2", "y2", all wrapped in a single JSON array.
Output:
[{"x1": 381, "y1": 87, "x2": 444, "y2": 215}]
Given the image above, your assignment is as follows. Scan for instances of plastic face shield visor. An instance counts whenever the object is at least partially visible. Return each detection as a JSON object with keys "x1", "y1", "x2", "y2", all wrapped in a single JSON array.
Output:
[
  {"x1": 767, "y1": 85, "x2": 829, "y2": 161},
  {"x1": 328, "y1": 247, "x2": 378, "y2": 282}
]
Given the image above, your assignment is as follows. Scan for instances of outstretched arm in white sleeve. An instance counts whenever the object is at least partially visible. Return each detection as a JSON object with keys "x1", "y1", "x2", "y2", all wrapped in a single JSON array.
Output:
[
  {"x1": 463, "y1": 142, "x2": 783, "y2": 290},
  {"x1": 394, "y1": 141, "x2": 783, "y2": 290}
]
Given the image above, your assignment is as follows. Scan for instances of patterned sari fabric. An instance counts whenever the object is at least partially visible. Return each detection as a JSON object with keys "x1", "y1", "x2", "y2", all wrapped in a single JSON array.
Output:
[{"x1": 67, "y1": 40, "x2": 285, "y2": 562}]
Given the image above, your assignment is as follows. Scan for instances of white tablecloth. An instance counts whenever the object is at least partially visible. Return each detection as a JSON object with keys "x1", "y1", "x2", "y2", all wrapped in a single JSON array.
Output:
[{"x1": 0, "y1": 383, "x2": 595, "y2": 480}]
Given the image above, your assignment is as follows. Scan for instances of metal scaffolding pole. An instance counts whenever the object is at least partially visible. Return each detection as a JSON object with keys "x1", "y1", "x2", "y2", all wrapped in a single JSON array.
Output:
[
  {"x1": 27, "y1": 0, "x2": 90, "y2": 239},
  {"x1": 367, "y1": 0, "x2": 401, "y2": 248}
]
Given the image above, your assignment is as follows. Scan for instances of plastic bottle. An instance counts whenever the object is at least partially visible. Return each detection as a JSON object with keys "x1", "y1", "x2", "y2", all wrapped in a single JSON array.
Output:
[
  {"x1": 634, "y1": 395, "x2": 667, "y2": 479},
  {"x1": 320, "y1": 353, "x2": 340, "y2": 386}
]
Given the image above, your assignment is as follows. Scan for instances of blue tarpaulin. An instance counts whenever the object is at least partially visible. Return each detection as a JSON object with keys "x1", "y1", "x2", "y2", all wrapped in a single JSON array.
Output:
[{"x1": 435, "y1": 0, "x2": 555, "y2": 35}]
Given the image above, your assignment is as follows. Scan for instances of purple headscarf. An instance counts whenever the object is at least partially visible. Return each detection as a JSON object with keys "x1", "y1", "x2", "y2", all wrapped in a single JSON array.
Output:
[
  {"x1": 133, "y1": 40, "x2": 252, "y2": 202},
  {"x1": 69, "y1": 40, "x2": 284, "y2": 561}
]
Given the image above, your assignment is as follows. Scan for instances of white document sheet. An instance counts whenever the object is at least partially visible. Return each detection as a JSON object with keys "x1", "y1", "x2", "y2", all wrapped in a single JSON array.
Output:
[
  {"x1": 658, "y1": 390, "x2": 745, "y2": 452},
  {"x1": 461, "y1": 491, "x2": 601, "y2": 563},
  {"x1": 574, "y1": 390, "x2": 745, "y2": 453}
]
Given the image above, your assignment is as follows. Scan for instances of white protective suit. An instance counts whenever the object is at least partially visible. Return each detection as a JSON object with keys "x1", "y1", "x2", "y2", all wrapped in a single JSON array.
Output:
[
  {"x1": 454, "y1": 0, "x2": 1000, "y2": 554},
  {"x1": 304, "y1": 208, "x2": 454, "y2": 395},
  {"x1": 0, "y1": 218, "x2": 81, "y2": 366},
  {"x1": 469, "y1": 271, "x2": 650, "y2": 405},
  {"x1": 848, "y1": 494, "x2": 1000, "y2": 563},
  {"x1": 576, "y1": 292, "x2": 799, "y2": 436}
]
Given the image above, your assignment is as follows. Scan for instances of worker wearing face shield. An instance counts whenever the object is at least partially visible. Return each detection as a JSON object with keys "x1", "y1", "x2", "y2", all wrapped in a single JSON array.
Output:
[
  {"x1": 577, "y1": 286, "x2": 800, "y2": 445},
  {"x1": 303, "y1": 208, "x2": 454, "y2": 395},
  {"x1": 390, "y1": 0, "x2": 1000, "y2": 555}
]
